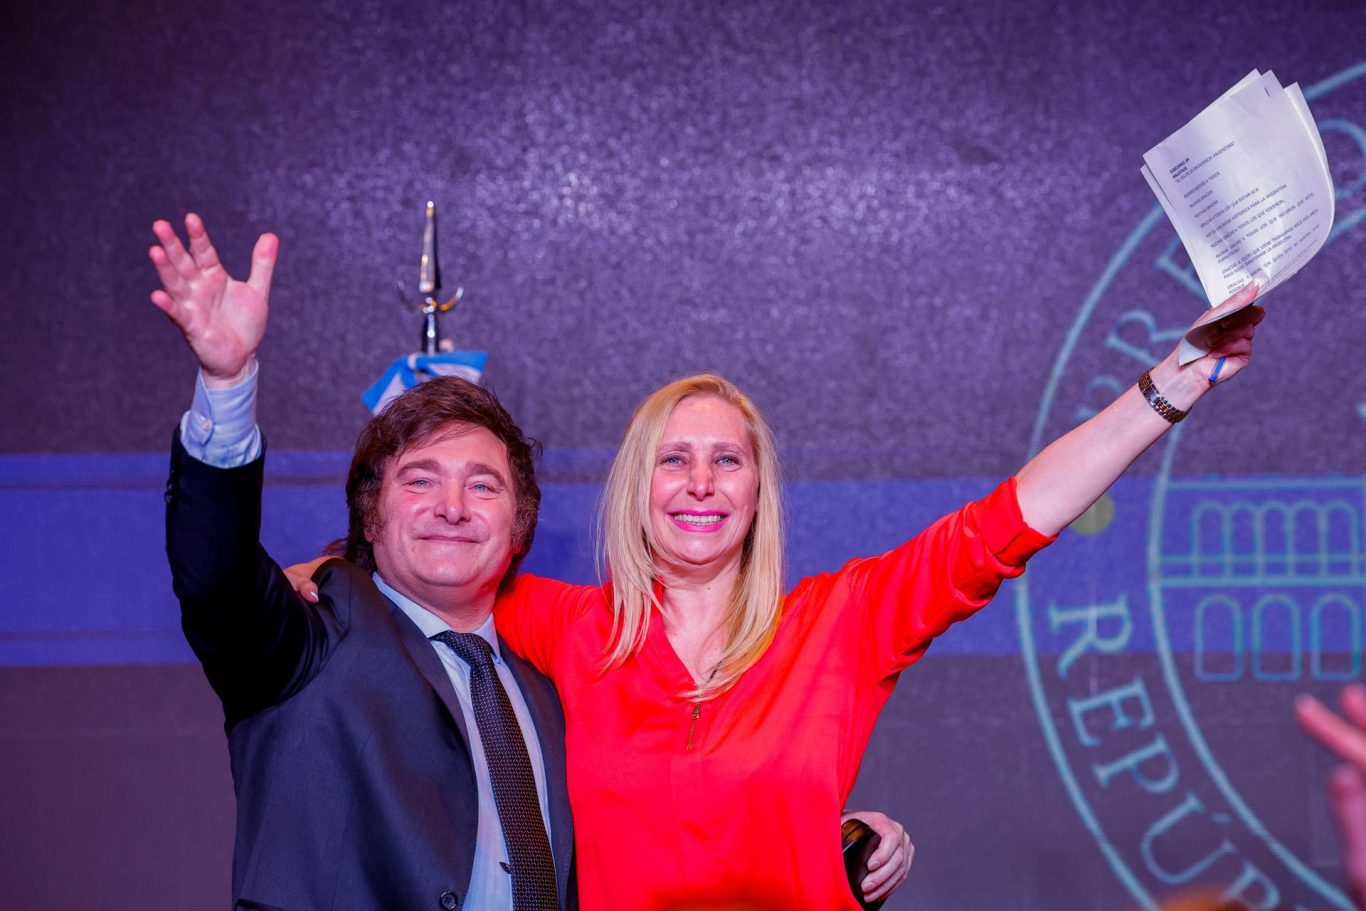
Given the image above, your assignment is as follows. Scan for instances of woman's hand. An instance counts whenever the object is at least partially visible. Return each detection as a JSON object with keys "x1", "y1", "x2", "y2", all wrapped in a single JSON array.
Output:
[
  {"x1": 284, "y1": 556, "x2": 331, "y2": 603},
  {"x1": 1179, "y1": 285, "x2": 1266, "y2": 387},
  {"x1": 1145, "y1": 282, "x2": 1265, "y2": 411},
  {"x1": 1296, "y1": 685, "x2": 1366, "y2": 909},
  {"x1": 842, "y1": 810, "x2": 914, "y2": 903}
]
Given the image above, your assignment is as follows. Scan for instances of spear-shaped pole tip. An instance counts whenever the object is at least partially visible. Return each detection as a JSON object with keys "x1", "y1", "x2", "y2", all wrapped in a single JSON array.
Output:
[{"x1": 418, "y1": 200, "x2": 439, "y2": 296}]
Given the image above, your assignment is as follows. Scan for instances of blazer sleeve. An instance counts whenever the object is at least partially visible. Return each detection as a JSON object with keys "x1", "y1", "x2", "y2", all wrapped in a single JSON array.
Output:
[{"x1": 165, "y1": 430, "x2": 341, "y2": 725}]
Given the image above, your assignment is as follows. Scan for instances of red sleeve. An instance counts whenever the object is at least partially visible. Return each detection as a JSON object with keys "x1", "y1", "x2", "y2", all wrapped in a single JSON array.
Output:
[
  {"x1": 823, "y1": 477, "x2": 1056, "y2": 682},
  {"x1": 493, "y1": 574, "x2": 597, "y2": 680}
]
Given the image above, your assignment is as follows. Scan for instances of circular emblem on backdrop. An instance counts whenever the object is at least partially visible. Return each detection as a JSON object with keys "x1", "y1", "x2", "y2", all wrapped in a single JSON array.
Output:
[{"x1": 1017, "y1": 64, "x2": 1366, "y2": 910}]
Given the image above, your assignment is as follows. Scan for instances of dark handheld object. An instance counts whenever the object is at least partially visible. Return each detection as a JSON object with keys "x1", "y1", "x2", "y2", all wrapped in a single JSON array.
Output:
[{"x1": 841, "y1": 818, "x2": 887, "y2": 911}]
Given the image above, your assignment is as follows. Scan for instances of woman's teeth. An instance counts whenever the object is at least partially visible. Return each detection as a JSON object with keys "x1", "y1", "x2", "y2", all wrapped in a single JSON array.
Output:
[{"x1": 674, "y1": 514, "x2": 723, "y2": 526}]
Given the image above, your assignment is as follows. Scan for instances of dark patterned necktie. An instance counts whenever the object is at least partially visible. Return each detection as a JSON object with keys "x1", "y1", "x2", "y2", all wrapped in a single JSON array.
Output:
[{"x1": 432, "y1": 631, "x2": 560, "y2": 911}]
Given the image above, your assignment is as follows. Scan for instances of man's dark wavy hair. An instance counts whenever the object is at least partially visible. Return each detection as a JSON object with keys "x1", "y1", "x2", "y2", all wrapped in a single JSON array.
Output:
[{"x1": 337, "y1": 377, "x2": 541, "y2": 589}]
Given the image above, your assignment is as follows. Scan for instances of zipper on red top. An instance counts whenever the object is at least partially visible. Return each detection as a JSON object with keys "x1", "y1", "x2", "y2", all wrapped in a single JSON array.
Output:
[{"x1": 685, "y1": 700, "x2": 703, "y2": 750}]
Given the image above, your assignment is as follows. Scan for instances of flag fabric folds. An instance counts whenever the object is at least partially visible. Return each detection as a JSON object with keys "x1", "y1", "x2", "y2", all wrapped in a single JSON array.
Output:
[{"x1": 362, "y1": 351, "x2": 488, "y2": 414}]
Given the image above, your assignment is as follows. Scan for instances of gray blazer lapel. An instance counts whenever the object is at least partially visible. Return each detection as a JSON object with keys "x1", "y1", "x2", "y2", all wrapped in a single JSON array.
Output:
[{"x1": 390, "y1": 602, "x2": 473, "y2": 752}]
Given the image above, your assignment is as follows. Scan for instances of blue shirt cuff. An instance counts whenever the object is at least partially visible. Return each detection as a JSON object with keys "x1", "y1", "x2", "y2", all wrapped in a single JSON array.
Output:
[{"x1": 178, "y1": 361, "x2": 263, "y2": 468}]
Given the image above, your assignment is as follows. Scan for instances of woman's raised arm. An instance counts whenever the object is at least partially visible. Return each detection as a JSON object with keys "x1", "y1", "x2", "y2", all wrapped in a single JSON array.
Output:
[{"x1": 1016, "y1": 283, "x2": 1264, "y2": 536}]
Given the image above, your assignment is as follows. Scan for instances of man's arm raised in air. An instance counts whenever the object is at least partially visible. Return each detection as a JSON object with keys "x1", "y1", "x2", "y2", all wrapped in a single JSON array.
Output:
[{"x1": 153, "y1": 214, "x2": 332, "y2": 723}]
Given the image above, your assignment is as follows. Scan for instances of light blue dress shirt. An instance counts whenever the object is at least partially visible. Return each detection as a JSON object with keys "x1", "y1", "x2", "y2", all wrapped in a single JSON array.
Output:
[
  {"x1": 179, "y1": 365, "x2": 553, "y2": 908},
  {"x1": 179, "y1": 362, "x2": 263, "y2": 467},
  {"x1": 374, "y1": 576, "x2": 554, "y2": 909}
]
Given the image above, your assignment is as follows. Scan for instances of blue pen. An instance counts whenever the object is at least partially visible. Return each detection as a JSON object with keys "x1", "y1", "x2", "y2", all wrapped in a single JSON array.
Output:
[{"x1": 1209, "y1": 356, "x2": 1226, "y2": 384}]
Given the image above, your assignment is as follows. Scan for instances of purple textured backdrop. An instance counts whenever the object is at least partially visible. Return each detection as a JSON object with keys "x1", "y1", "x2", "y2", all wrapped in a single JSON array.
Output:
[
  {"x1": 3, "y1": 0, "x2": 1361, "y2": 475},
  {"x1": 3, "y1": 0, "x2": 1365, "y2": 908}
]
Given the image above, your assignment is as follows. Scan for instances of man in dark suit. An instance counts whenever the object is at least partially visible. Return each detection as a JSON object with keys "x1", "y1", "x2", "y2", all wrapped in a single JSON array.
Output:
[{"x1": 151, "y1": 213, "x2": 572, "y2": 911}]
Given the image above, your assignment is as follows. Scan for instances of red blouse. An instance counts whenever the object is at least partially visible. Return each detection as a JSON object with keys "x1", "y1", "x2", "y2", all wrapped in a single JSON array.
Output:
[{"x1": 495, "y1": 478, "x2": 1054, "y2": 910}]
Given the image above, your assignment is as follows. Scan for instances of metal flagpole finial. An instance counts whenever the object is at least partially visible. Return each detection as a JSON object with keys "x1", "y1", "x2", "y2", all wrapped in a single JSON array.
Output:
[
  {"x1": 400, "y1": 200, "x2": 463, "y2": 355},
  {"x1": 419, "y1": 200, "x2": 439, "y2": 295},
  {"x1": 365, "y1": 200, "x2": 487, "y2": 414}
]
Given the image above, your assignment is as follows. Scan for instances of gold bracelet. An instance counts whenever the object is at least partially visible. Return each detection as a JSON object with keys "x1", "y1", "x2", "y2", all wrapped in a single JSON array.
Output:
[{"x1": 1138, "y1": 370, "x2": 1188, "y2": 424}]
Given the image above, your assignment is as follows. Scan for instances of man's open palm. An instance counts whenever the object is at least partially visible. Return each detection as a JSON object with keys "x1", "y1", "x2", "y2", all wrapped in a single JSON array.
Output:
[{"x1": 149, "y1": 213, "x2": 278, "y2": 387}]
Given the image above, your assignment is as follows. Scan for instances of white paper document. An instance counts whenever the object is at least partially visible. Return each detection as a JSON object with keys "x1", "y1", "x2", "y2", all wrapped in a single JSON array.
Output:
[{"x1": 1141, "y1": 69, "x2": 1335, "y2": 363}]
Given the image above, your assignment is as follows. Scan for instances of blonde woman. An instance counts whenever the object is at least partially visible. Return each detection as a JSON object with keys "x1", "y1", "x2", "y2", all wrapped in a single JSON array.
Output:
[{"x1": 294, "y1": 285, "x2": 1263, "y2": 909}]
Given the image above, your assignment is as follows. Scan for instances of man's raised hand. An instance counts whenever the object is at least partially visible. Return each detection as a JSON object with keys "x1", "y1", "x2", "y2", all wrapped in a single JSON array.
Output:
[{"x1": 149, "y1": 213, "x2": 278, "y2": 388}]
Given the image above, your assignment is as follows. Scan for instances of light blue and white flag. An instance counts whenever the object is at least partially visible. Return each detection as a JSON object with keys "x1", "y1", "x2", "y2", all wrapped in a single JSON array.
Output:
[{"x1": 361, "y1": 350, "x2": 488, "y2": 414}]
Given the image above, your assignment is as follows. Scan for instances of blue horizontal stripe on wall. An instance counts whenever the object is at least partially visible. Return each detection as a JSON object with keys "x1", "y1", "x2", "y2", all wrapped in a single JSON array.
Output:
[{"x1": 2, "y1": 451, "x2": 1359, "y2": 666}]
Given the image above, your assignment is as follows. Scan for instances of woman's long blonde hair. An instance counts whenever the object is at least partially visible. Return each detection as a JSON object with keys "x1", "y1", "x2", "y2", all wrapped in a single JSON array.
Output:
[{"x1": 598, "y1": 374, "x2": 785, "y2": 699}]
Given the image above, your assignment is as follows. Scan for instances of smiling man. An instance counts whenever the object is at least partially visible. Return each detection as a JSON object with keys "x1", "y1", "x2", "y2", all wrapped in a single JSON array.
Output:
[{"x1": 152, "y1": 213, "x2": 572, "y2": 911}]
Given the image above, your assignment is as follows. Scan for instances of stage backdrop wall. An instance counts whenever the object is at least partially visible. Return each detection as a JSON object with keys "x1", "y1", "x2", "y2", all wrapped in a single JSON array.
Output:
[{"x1": 3, "y1": 0, "x2": 1364, "y2": 907}]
